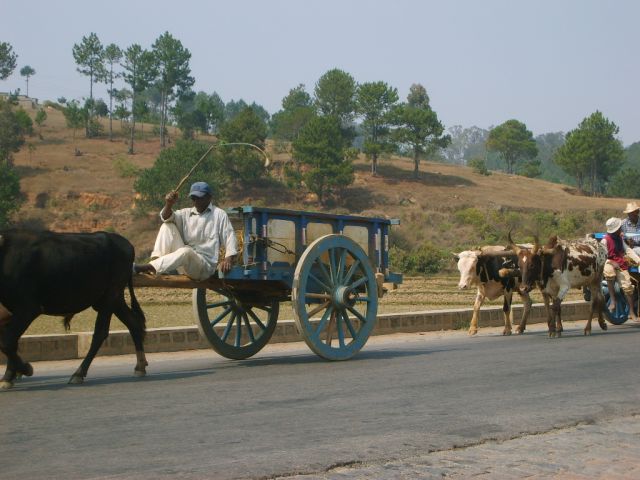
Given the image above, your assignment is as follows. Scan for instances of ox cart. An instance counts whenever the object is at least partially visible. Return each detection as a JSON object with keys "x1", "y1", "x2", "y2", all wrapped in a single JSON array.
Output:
[
  {"x1": 583, "y1": 232, "x2": 639, "y2": 325},
  {"x1": 134, "y1": 206, "x2": 402, "y2": 361}
]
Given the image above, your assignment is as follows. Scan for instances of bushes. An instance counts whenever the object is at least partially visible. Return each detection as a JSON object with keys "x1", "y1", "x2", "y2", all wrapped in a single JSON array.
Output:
[{"x1": 390, "y1": 243, "x2": 447, "y2": 275}]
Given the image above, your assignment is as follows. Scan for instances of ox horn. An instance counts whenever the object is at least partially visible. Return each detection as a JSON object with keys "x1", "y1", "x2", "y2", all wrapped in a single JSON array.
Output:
[
  {"x1": 508, "y1": 231, "x2": 520, "y2": 254},
  {"x1": 533, "y1": 235, "x2": 541, "y2": 254}
]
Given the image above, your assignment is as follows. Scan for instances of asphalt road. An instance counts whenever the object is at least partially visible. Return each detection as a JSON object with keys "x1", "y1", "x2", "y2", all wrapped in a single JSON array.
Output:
[{"x1": 1, "y1": 321, "x2": 639, "y2": 480}]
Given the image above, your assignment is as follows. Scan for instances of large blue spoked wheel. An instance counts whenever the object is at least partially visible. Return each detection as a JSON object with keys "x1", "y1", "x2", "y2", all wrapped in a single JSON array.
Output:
[
  {"x1": 193, "y1": 289, "x2": 279, "y2": 359},
  {"x1": 292, "y1": 234, "x2": 378, "y2": 361},
  {"x1": 601, "y1": 281, "x2": 637, "y2": 325}
]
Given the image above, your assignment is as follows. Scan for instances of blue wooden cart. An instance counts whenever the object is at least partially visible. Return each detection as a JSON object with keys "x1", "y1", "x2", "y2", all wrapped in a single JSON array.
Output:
[{"x1": 135, "y1": 206, "x2": 403, "y2": 360}]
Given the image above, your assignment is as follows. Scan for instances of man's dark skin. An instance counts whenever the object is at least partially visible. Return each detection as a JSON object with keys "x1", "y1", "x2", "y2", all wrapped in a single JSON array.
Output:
[{"x1": 135, "y1": 190, "x2": 235, "y2": 275}]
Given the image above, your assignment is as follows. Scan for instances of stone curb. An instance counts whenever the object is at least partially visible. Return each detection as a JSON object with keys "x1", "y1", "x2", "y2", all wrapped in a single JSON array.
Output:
[{"x1": 5, "y1": 301, "x2": 591, "y2": 363}]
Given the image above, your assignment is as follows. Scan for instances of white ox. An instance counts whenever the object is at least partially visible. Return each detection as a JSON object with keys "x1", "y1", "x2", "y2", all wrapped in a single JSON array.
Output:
[{"x1": 455, "y1": 246, "x2": 532, "y2": 336}]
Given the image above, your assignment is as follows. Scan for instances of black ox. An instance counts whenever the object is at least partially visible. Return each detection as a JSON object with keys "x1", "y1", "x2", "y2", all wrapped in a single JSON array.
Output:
[{"x1": 0, "y1": 230, "x2": 147, "y2": 389}]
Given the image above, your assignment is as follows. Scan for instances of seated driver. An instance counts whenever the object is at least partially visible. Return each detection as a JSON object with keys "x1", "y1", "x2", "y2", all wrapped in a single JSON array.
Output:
[{"x1": 134, "y1": 181, "x2": 237, "y2": 280}]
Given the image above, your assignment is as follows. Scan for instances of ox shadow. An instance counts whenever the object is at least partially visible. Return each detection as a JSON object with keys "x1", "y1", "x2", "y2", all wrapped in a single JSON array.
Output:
[{"x1": 6, "y1": 368, "x2": 215, "y2": 392}]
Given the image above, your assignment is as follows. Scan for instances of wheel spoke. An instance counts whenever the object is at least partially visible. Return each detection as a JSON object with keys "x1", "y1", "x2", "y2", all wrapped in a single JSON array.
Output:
[
  {"x1": 235, "y1": 314, "x2": 243, "y2": 347},
  {"x1": 307, "y1": 301, "x2": 331, "y2": 318},
  {"x1": 247, "y1": 308, "x2": 267, "y2": 331},
  {"x1": 221, "y1": 312, "x2": 237, "y2": 342},
  {"x1": 329, "y1": 248, "x2": 338, "y2": 282},
  {"x1": 211, "y1": 306, "x2": 234, "y2": 327},
  {"x1": 347, "y1": 305, "x2": 367, "y2": 324},
  {"x1": 337, "y1": 248, "x2": 348, "y2": 283},
  {"x1": 349, "y1": 276, "x2": 368, "y2": 291},
  {"x1": 243, "y1": 313, "x2": 255, "y2": 342},
  {"x1": 342, "y1": 310, "x2": 359, "y2": 338},
  {"x1": 325, "y1": 310, "x2": 336, "y2": 346},
  {"x1": 354, "y1": 296, "x2": 371, "y2": 302},
  {"x1": 314, "y1": 306, "x2": 333, "y2": 337},
  {"x1": 336, "y1": 310, "x2": 346, "y2": 347},
  {"x1": 207, "y1": 299, "x2": 233, "y2": 309},
  {"x1": 317, "y1": 259, "x2": 334, "y2": 287},
  {"x1": 305, "y1": 292, "x2": 331, "y2": 300},
  {"x1": 343, "y1": 259, "x2": 361, "y2": 285},
  {"x1": 309, "y1": 271, "x2": 332, "y2": 293}
]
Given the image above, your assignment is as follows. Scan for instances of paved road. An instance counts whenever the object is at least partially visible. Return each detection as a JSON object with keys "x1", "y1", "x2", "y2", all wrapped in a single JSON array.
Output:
[{"x1": 1, "y1": 321, "x2": 639, "y2": 479}]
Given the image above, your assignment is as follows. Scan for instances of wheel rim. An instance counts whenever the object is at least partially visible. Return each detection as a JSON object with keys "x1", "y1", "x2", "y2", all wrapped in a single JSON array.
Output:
[
  {"x1": 602, "y1": 281, "x2": 630, "y2": 325},
  {"x1": 292, "y1": 234, "x2": 378, "y2": 360},
  {"x1": 193, "y1": 289, "x2": 279, "y2": 359}
]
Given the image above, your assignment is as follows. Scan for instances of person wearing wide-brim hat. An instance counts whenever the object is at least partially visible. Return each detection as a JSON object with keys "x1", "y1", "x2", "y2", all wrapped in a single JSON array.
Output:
[
  {"x1": 622, "y1": 201, "x2": 640, "y2": 255},
  {"x1": 602, "y1": 217, "x2": 640, "y2": 321}
]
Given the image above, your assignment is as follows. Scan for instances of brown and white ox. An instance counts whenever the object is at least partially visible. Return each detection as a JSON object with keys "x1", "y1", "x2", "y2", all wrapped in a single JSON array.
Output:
[
  {"x1": 510, "y1": 235, "x2": 607, "y2": 337},
  {"x1": 455, "y1": 246, "x2": 532, "y2": 336}
]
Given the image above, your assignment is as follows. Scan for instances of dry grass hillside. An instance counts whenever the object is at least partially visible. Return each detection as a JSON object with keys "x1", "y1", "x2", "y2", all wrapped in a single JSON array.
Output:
[{"x1": 12, "y1": 101, "x2": 632, "y2": 260}]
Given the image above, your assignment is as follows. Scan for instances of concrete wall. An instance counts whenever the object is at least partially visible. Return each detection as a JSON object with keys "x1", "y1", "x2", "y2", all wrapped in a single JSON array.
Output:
[{"x1": 2, "y1": 301, "x2": 592, "y2": 363}]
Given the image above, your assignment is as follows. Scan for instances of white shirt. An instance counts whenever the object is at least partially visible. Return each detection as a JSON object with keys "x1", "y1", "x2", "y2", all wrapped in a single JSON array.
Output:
[{"x1": 162, "y1": 204, "x2": 238, "y2": 269}]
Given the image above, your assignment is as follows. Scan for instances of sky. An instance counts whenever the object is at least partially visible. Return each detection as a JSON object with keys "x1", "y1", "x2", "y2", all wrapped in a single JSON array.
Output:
[{"x1": 2, "y1": 0, "x2": 639, "y2": 145}]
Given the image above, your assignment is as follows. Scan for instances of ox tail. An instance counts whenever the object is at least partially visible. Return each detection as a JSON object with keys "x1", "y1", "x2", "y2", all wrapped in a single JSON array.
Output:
[{"x1": 128, "y1": 272, "x2": 147, "y2": 337}]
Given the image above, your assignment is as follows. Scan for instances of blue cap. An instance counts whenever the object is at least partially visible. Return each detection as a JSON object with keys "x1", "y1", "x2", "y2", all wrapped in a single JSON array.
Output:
[{"x1": 189, "y1": 181, "x2": 212, "y2": 198}]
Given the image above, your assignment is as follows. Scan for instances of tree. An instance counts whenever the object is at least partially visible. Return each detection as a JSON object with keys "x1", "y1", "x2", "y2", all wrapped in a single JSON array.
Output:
[
  {"x1": 218, "y1": 107, "x2": 268, "y2": 184},
  {"x1": 291, "y1": 115, "x2": 354, "y2": 204},
  {"x1": 224, "y1": 99, "x2": 248, "y2": 122},
  {"x1": 19, "y1": 65, "x2": 35, "y2": 96},
  {"x1": 554, "y1": 111, "x2": 624, "y2": 195},
  {"x1": 103, "y1": 43, "x2": 122, "y2": 141},
  {"x1": 173, "y1": 90, "x2": 199, "y2": 140},
  {"x1": 62, "y1": 100, "x2": 84, "y2": 144},
  {"x1": 134, "y1": 140, "x2": 224, "y2": 211},
  {"x1": 121, "y1": 44, "x2": 157, "y2": 154},
  {"x1": 192, "y1": 91, "x2": 224, "y2": 134},
  {"x1": 271, "y1": 84, "x2": 316, "y2": 143},
  {"x1": 0, "y1": 99, "x2": 26, "y2": 166},
  {"x1": 392, "y1": 84, "x2": 451, "y2": 178},
  {"x1": 442, "y1": 125, "x2": 489, "y2": 165},
  {"x1": 0, "y1": 42, "x2": 18, "y2": 80},
  {"x1": 314, "y1": 68, "x2": 357, "y2": 124},
  {"x1": 0, "y1": 162, "x2": 22, "y2": 227},
  {"x1": 151, "y1": 32, "x2": 194, "y2": 148},
  {"x1": 607, "y1": 167, "x2": 640, "y2": 198},
  {"x1": 485, "y1": 119, "x2": 538, "y2": 174},
  {"x1": 35, "y1": 108, "x2": 47, "y2": 133},
  {"x1": 72, "y1": 33, "x2": 105, "y2": 100},
  {"x1": 355, "y1": 81, "x2": 399, "y2": 175}
]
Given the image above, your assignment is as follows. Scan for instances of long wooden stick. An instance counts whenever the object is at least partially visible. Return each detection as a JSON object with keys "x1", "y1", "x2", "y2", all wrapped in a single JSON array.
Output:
[{"x1": 174, "y1": 142, "x2": 270, "y2": 192}]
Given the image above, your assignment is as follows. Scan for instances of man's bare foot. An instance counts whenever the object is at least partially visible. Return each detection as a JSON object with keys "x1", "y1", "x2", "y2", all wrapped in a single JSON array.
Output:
[{"x1": 133, "y1": 263, "x2": 156, "y2": 275}]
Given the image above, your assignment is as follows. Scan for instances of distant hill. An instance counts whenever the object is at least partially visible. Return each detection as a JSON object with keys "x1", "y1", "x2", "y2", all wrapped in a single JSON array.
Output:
[{"x1": 11, "y1": 102, "x2": 635, "y2": 262}]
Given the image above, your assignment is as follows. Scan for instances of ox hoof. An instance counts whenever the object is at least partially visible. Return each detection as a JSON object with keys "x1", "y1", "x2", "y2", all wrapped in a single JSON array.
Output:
[
  {"x1": 134, "y1": 369, "x2": 147, "y2": 378},
  {"x1": 68, "y1": 375, "x2": 85, "y2": 385},
  {"x1": 22, "y1": 362, "x2": 34, "y2": 377},
  {"x1": 468, "y1": 330, "x2": 478, "y2": 336},
  {"x1": 0, "y1": 380, "x2": 14, "y2": 390},
  {"x1": 503, "y1": 330, "x2": 512, "y2": 336}
]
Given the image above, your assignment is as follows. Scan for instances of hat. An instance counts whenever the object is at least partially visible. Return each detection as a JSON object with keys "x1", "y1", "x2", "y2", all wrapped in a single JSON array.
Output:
[
  {"x1": 189, "y1": 181, "x2": 212, "y2": 198},
  {"x1": 623, "y1": 201, "x2": 640, "y2": 214},
  {"x1": 606, "y1": 217, "x2": 622, "y2": 234}
]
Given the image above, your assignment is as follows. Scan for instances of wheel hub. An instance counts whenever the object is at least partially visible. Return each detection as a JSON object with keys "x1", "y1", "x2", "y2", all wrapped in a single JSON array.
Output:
[{"x1": 333, "y1": 285, "x2": 356, "y2": 308}]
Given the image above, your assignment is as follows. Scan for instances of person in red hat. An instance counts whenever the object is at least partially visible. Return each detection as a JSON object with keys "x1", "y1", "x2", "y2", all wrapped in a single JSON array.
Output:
[{"x1": 133, "y1": 181, "x2": 237, "y2": 280}]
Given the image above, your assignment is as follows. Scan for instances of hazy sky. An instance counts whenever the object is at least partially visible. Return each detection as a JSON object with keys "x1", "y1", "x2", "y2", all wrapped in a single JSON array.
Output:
[{"x1": 3, "y1": 0, "x2": 639, "y2": 145}]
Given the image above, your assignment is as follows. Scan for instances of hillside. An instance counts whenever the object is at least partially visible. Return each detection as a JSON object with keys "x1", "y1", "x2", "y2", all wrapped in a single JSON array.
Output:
[{"x1": 10, "y1": 102, "x2": 634, "y2": 262}]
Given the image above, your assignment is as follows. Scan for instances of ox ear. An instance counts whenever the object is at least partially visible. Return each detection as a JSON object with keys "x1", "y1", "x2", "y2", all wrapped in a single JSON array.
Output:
[{"x1": 452, "y1": 252, "x2": 460, "y2": 261}]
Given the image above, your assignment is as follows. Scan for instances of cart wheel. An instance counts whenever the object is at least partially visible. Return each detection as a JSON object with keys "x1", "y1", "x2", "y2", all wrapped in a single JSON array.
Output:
[
  {"x1": 601, "y1": 281, "x2": 631, "y2": 325},
  {"x1": 292, "y1": 234, "x2": 378, "y2": 360},
  {"x1": 193, "y1": 289, "x2": 279, "y2": 359}
]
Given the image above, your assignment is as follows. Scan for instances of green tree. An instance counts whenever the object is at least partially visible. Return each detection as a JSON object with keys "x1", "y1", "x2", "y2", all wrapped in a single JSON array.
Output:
[
  {"x1": 35, "y1": 108, "x2": 47, "y2": 133},
  {"x1": 72, "y1": 33, "x2": 105, "y2": 100},
  {"x1": 218, "y1": 107, "x2": 268, "y2": 183},
  {"x1": 485, "y1": 119, "x2": 538, "y2": 174},
  {"x1": 0, "y1": 99, "x2": 26, "y2": 166},
  {"x1": 173, "y1": 90, "x2": 199, "y2": 140},
  {"x1": 355, "y1": 81, "x2": 399, "y2": 175},
  {"x1": 291, "y1": 115, "x2": 354, "y2": 204},
  {"x1": 193, "y1": 91, "x2": 224, "y2": 134},
  {"x1": 271, "y1": 84, "x2": 316, "y2": 144},
  {"x1": 134, "y1": 140, "x2": 224, "y2": 211},
  {"x1": 62, "y1": 100, "x2": 84, "y2": 144},
  {"x1": 314, "y1": 68, "x2": 357, "y2": 125},
  {"x1": 121, "y1": 44, "x2": 157, "y2": 154},
  {"x1": 151, "y1": 32, "x2": 194, "y2": 148},
  {"x1": 392, "y1": 84, "x2": 451, "y2": 178},
  {"x1": 224, "y1": 99, "x2": 248, "y2": 122},
  {"x1": 0, "y1": 162, "x2": 22, "y2": 227},
  {"x1": 103, "y1": 43, "x2": 122, "y2": 141},
  {"x1": 554, "y1": 111, "x2": 624, "y2": 195},
  {"x1": 0, "y1": 42, "x2": 18, "y2": 80},
  {"x1": 607, "y1": 167, "x2": 640, "y2": 198},
  {"x1": 19, "y1": 65, "x2": 35, "y2": 96}
]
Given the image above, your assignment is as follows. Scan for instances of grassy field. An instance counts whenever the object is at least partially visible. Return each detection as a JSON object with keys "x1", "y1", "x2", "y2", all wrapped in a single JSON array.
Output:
[{"x1": 24, "y1": 275, "x2": 585, "y2": 335}]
